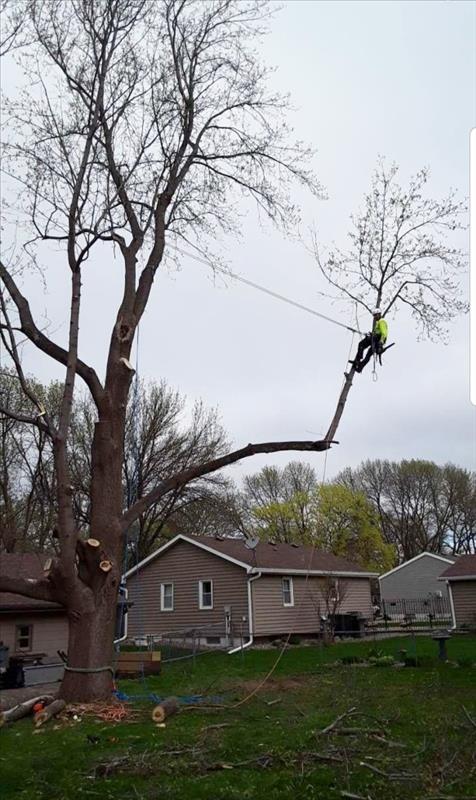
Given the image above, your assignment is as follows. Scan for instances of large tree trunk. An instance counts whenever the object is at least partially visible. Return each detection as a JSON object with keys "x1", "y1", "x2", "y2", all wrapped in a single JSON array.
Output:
[
  {"x1": 59, "y1": 410, "x2": 126, "y2": 703},
  {"x1": 60, "y1": 589, "x2": 118, "y2": 702}
]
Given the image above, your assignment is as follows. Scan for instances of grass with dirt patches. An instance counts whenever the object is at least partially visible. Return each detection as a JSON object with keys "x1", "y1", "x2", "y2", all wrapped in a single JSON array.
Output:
[{"x1": 1, "y1": 635, "x2": 475, "y2": 800}]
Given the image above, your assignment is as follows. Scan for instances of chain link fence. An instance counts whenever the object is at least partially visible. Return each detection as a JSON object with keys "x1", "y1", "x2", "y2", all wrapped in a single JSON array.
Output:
[{"x1": 129, "y1": 619, "x2": 249, "y2": 664}]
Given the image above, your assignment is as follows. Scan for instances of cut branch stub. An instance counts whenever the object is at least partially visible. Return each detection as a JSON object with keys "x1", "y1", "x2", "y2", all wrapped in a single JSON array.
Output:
[
  {"x1": 86, "y1": 538, "x2": 100, "y2": 549},
  {"x1": 99, "y1": 560, "x2": 112, "y2": 573},
  {"x1": 119, "y1": 357, "x2": 135, "y2": 372},
  {"x1": 152, "y1": 697, "x2": 179, "y2": 723}
]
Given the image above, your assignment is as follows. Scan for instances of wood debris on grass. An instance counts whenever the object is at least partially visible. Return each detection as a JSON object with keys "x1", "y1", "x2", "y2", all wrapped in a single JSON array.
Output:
[
  {"x1": 34, "y1": 699, "x2": 66, "y2": 727},
  {"x1": 65, "y1": 701, "x2": 139, "y2": 723},
  {"x1": 317, "y1": 707, "x2": 391, "y2": 738},
  {"x1": 0, "y1": 695, "x2": 55, "y2": 726}
]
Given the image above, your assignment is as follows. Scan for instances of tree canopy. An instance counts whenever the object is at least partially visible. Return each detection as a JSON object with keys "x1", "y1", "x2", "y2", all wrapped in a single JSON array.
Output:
[{"x1": 337, "y1": 459, "x2": 476, "y2": 559}]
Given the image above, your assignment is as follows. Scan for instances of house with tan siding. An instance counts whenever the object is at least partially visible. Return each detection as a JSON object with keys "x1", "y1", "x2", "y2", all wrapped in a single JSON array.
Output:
[
  {"x1": 125, "y1": 534, "x2": 377, "y2": 648},
  {"x1": 0, "y1": 554, "x2": 69, "y2": 663},
  {"x1": 440, "y1": 555, "x2": 476, "y2": 629}
]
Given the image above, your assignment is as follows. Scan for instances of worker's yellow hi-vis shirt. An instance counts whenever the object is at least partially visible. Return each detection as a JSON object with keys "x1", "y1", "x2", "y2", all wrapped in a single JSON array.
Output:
[{"x1": 373, "y1": 318, "x2": 388, "y2": 344}]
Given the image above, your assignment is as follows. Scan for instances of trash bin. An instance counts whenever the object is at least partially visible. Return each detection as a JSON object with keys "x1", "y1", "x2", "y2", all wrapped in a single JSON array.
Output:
[{"x1": 2, "y1": 657, "x2": 25, "y2": 689}]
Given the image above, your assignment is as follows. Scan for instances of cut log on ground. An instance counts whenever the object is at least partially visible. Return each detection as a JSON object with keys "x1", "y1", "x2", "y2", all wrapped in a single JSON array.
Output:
[
  {"x1": 152, "y1": 697, "x2": 179, "y2": 723},
  {"x1": 33, "y1": 699, "x2": 66, "y2": 727},
  {"x1": 0, "y1": 695, "x2": 54, "y2": 726}
]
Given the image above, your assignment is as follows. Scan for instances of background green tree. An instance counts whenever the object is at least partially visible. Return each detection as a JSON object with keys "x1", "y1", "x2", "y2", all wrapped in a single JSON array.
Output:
[{"x1": 311, "y1": 484, "x2": 395, "y2": 572}]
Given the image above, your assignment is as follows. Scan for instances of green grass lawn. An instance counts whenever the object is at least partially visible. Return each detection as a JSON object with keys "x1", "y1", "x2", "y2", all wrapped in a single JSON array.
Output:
[{"x1": 1, "y1": 636, "x2": 476, "y2": 800}]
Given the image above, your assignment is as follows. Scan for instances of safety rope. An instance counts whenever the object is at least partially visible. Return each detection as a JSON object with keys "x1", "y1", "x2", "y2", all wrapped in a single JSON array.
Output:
[
  {"x1": 64, "y1": 665, "x2": 114, "y2": 674},
  {"x1": 227, "y1": 449, "x2": 330, "y2": 710},
  {"x1": 171, "y1": 245, "x2": 361, "y2": 335},
  {"x1": 115, "y1": 322, "x2": 150, "y2": 687}
]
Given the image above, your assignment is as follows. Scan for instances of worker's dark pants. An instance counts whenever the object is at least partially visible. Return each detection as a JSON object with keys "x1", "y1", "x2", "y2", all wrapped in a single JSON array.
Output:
[{"x1": 355, "y1": 334, "x2": 383, "y2": 370}]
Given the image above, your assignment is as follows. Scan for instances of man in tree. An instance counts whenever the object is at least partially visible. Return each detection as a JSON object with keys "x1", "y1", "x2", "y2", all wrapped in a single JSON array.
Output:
[{"x1": 349, "y1": 309, "x2": 388, "y2": 374}]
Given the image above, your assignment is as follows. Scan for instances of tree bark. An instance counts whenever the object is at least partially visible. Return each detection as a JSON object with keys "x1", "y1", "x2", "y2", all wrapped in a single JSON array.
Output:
[
  {"x1": 57, "y1": 398, "x2": 126, "y2": 702},
  {"x1": 59, "y1": 593, "x2": 117, "y2": 702}
]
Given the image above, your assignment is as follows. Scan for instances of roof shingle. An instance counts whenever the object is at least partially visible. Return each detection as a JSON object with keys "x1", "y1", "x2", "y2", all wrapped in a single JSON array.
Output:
[
  {"x1": 180, "y1": 535, "x2": 376, "y2": 575},
  {"x1": 440, "y1": 554, "x2": 476, "y2": 580}
]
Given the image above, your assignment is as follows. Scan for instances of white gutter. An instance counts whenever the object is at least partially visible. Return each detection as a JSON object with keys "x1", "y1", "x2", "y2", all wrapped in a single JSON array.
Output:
[
  {"x1": 253, "y1": 568, "x2": 378, "y2": 578},
  {"x1": 114, "y1": 585, "x2": 129, "y2": 645},
  {"x1": 228, "y1": 571, "x2": 262, "y2": 654},
  {"x1": 447, "y1": 581, "x2": 457, "y2": 630}
]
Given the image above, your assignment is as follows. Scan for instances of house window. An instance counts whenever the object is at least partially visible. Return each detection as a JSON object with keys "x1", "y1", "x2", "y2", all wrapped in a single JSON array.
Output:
[
  {"x1": 328, "y1": 578, "x2": 339, "y2": 602},
  {"x1": 160, "y1": 583, "x2": 174, "y2": 611},
  {"x1": 16, "y1": 624, "x2": 33, "y2": 652},
  {"x1": 282, "y1": 577, "x2": 294, "y2": 607},
  {"x1": 199, "y1": 580, "x2": 213, "y2": 610}
]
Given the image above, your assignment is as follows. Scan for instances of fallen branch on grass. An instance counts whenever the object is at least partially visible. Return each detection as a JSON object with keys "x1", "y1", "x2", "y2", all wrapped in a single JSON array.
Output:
[
  {"x1": 462, "y1": 706, "x2": 476, "y2": 729},
  {"x1": 333, "y1": 727, "x2": 383, "y2": 736},
  {"x1": 200, "y1": 723, "x2": 231, "y2": 733},
  {"x1": 0, "y1": 695, "x2": 54, "y2": 726},
  {"x1": 318, "y1": 707, "x2": 357, "y2": 735},
  {"x1": 340, "y1": 793, "x2": 370, "y2": 800},
  {"x1": 359, "y1": 760, "x2": 417, "y2": 782},
  {"x1": 371, "y1": 734, "x2": 407, "y2": 748},
  {"x1": 306, "y1": 751, "x2": 345, "y2": 764}
]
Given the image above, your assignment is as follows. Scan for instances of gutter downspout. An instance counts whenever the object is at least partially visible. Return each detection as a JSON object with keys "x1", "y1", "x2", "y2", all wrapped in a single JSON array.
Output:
[
  {"x1": 114, "y1": 585, "x2": 129, "y2": 646},
  {"x1": 228, "y1": 571, "x2": 262, "y2": 654},
  {"x1": 447, "y1": 581, "x2": 457, "y2": 630}
]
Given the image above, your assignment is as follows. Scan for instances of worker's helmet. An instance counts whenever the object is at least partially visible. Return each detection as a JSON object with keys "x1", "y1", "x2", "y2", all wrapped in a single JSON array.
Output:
[{"x1": 373, "y1": 308, "x2": 382, "y2": 315}]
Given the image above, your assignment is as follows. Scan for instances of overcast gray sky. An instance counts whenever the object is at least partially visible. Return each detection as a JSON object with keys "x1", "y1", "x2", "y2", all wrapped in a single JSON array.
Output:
[{"x1": 3, "y1": 0, "x2": 476, "y2": 484}]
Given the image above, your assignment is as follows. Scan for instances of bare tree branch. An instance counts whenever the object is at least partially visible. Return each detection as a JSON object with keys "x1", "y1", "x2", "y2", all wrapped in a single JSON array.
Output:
[
  {"x1": 0, "y1": 261, "x2": 104, "y2": 409},
  {"x1": 123, "y1": 437, "x2": 333, "y2": 528}
]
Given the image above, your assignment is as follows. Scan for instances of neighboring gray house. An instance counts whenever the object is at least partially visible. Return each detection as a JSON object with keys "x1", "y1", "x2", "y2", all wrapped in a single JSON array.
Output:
[
  {"x1": 125, "y1": 534, "x2": 377, "y2": 648},
  {"x1": 379, "y1": 552, "x2": 457, "y2": 602},
  {"x1": 0, "y1": 554, "x2": 69, "y2": 663},
  {"x1": 440, "y1": 555, "x2": 476, "y2": 629}
]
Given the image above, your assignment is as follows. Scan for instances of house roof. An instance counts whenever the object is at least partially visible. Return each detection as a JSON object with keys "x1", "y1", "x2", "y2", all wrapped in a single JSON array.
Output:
[
  {"x1": 440, "y1": 555, "x2": 476, "y2": 581},
  {"x1": 125, "y1": 534, "x2": 378, "y2": 578},
  {"x1": 379, "y1": 551, "x2": 456, "y2": 581},
  {"x1": 0, "y1": 553, "x2": 61, "y2": 611}
]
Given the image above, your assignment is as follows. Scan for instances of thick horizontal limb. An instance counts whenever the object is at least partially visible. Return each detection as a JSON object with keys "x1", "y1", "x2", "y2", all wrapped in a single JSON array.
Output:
[
  {"x1": 0, "y1": 574, "x2": 57, "y2": 604},
  {"x1": 0, "y1": 402, "x2": 49, "y2": 432},
  {"x1": 122, "y1": 438, "x2": 335, "y2": 529}
]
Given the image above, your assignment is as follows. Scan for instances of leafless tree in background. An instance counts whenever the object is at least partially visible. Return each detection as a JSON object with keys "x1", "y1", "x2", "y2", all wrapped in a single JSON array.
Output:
[
  {"x1": 0, "y1": 372, "x2": 232, "y2": 556},
  {"x1": 318, "y1": 575, "x2": 349, "y2": 640}
]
